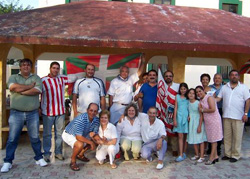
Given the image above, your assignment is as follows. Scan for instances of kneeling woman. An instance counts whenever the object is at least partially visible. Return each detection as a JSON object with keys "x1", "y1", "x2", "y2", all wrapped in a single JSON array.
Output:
[
  {"x1": 95, "y1": 110, "x2": 119, "y2": 169},
  {"x1": 117, "y1": 103, "x2": 142, "y2": 160}
]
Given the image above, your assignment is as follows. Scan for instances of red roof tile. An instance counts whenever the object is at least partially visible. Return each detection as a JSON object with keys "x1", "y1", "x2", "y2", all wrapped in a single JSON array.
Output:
[{"x1": 0, "y1": 1, "x2": 250, "y2": 54}]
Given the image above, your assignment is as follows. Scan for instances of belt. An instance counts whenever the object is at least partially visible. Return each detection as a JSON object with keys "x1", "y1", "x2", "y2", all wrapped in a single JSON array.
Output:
[{"x1": 114, "y1": 102, "x2": 129, "y2": 106}]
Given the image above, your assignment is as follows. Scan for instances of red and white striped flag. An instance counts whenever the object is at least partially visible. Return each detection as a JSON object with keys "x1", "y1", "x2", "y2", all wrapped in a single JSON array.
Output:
[{"x1": 156, "y1": 69, "x2": 178, "y2": 137}]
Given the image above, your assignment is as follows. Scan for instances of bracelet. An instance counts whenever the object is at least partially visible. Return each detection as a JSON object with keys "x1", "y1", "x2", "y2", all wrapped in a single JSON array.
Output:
[{"x1": 201, "y1": 109, "x2": 204, "y2": 113}]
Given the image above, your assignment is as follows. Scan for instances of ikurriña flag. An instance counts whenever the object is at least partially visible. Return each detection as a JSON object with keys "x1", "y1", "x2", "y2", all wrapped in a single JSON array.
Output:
[{"x1": 63, "y1": 53, "x2": 141, "y2": 95}]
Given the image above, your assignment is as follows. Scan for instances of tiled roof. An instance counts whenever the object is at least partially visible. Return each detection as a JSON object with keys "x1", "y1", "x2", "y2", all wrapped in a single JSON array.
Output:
[{"x1": 0, "y1": 1, "x2": 250, "y2": 54}]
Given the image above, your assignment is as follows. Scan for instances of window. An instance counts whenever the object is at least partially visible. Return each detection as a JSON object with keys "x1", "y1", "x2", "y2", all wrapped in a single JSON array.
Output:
[
  {"x1": 154, "y1": 0, "x2": 171, "y2": 5},
  {"x1": 222, "y1": 3, "x2": 238, "y2": 14}
]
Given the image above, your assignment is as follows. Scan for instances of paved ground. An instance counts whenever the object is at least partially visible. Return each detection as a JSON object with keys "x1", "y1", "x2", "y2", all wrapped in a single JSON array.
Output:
[{"x1": 1, "y1": 126, "x2": 250, "y2": 179}]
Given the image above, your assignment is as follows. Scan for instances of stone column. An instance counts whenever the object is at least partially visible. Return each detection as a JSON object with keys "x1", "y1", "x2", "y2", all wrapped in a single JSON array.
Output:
[{"x1": 0, "y1": 44, "x2": 11, "y2": 149}]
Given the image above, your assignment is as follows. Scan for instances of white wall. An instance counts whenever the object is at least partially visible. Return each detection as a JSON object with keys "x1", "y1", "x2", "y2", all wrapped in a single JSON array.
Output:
[
  {"x1": 39, "y1": 0, "x2": 65, "y2": 8},
  {"x1": 175, "y1": 0, "x2": 219, "y2": 9},
  {"x1": 242, "y1": 0, "x2": 250, "y2": 17},
  {"x1": 185, "y1": 65, "x2": 217, "y2": 88},
  {"x1": 128, "y1": 0, "x2": 150, "y2": 3},
  {"x1": 37, "y1": 60, "x2": 64, "y2": 78}
]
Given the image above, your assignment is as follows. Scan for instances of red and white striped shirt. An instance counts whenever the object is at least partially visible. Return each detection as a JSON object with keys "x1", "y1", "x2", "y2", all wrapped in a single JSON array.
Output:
[{"x1": 41, "y1": 74, "x2": 68, "y2": 116}]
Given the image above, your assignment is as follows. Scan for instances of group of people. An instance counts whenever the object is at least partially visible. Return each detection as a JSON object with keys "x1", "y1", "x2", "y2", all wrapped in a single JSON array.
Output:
[{"x1": 1, "y1": 57, "x2": 249, "y2": 173}]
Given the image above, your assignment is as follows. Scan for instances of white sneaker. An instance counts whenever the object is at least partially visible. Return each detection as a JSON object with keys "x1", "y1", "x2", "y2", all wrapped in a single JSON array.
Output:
[
  {"x1": 1, "y1": 162, "x2": 12, "y2": 173},
  {"x1": 197, "y1": 158, "x2": 205, "y2": 163},
  {"x1": 35, "y1": 158, "x2": 48, "y2": 167},
  {"x1": 156, "y1": 163, "x2": 164, "y2": 170}
]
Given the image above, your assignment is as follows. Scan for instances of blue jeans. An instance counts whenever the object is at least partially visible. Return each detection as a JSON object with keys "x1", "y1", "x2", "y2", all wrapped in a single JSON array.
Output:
[
  {"x1": 43, "y1": 115, "x2": 65, "y2": 156},
  {"x1": 4, "y1": 109, "x2": 43, "y2": 164}
]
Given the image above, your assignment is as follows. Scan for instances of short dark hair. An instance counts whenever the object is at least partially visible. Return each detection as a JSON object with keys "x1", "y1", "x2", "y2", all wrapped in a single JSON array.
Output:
[
  {"x1": 163, "y1": 70, "x2": 174, "y2": 77},
  {"x1": 124, "y1": 103, "x2": 139, "y2": 117},
  {"x1": 87, "y1": 103, "x2": 99, "y2": 110},
  {"x1": 187, "y1": 88, "x2": 198, "y2": 100},
  {"x1": 148, "y1": 69, "x2": 158, "y2": 76},
  {"x1": 200, "y1": 73, "x2": 211, "y2": 82},
  {"x1": 19, "y1": 58, "x2": 32, "y2": 67},
  {"x1": 142, "y1": 72, "x2": 148, "y2": 78},
  {"x1": 178, "y1": 82, "x2": 189, "y2": 97},
  {"x1": 147, "y1": 106, "x2": 158, "y2": 113},
  {"x1": 99, "y1": 110, "x2": 110, "y2": 121},
  {"x1": 229, "y1": 69, "x2": 239, "y2": 76},
  {"x1": 50, "y1": 61, "x2": 60, "y2": 68},
  {"x1": 85, "y1": 63, "x2": 95, "y2": 70}
]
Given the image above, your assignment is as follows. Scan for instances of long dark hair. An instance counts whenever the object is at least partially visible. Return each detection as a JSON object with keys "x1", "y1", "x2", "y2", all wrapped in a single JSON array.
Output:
[{"x1": 178, "y1": 82, "x2": 189, "y2": 97}]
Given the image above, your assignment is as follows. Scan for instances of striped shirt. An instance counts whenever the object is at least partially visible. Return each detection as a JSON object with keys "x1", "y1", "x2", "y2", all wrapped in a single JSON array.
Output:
[
  {"x1": 65, "y1": 113, "x2": 100, "y2": 137},
  {"x1": 41, "y1": 74, "x2": 68, "y2": 116},
  {"x1": 73, "y1": 77, "x2": 106, "y2": 113}
]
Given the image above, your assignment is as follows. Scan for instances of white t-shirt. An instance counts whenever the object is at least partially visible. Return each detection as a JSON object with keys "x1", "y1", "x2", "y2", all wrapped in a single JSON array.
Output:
[
  {"x1": 108, "y1": 73, "x2": 139, "y2": 104},
  {"x1": 117, "y1": 116, "x2": 142, "y2": 141},
  {"x1": 140, "y1": 113, "x2": 166, "y2": 143},
  {"x1": 73, "y1": 77, "x2": 106, "y2": 113},
  {"x1": 218, "y1": 82, "x2": 250, "y2": 120}
]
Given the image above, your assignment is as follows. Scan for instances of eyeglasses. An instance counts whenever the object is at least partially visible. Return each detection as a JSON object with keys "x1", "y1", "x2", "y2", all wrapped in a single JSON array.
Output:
[{"x1": 165, "y1": 75, "x2": 173, "y2": 77}]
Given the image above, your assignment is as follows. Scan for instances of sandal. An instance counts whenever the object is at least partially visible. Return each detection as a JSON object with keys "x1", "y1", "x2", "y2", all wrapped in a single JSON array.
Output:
[
  {"x1": 70, "y1": 162, "x2": 80, "y2": 171},
  {"x1": 197, "y1": 158, "x2": 205, "y2": 163},
  {"x1": 111, "y1": 163, "x2": 117, "y2": 169},
  {"x1": 191, "y1": 155, "x2": 199, "y2": 161},
  {"x1": 77, "y1": 155, "x2": 90, "y2": 162}
]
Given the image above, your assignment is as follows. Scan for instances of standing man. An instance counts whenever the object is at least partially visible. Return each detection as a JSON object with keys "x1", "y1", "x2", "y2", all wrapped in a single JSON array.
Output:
[
  {"x1": 163, "y1": 70, "x2": 179, "y2": 156},
  {"x1": 137, "y1": 70, "x2": 158, "y2": 113},
  {"x1": 72, "y1": 64, "x2": 106, "y2": 117},
  {"x1": 41, "y1": 62, "x2": 68, "y2": 162},
  {"x1": 217, "y1": 70, "x2": 250, "y2": 163},
  {"x1": 1, "y1": 59, "x2": 47, "y2": 173},
  {"x1": 62, "y1": 103, "x2": 100, "y2": 171},
  {"x1": 140, "y1": 107, "x2": 167, "y2": 170},
  {"x1": 108, "y1": 55, "x2": 145, "y2": 125}
]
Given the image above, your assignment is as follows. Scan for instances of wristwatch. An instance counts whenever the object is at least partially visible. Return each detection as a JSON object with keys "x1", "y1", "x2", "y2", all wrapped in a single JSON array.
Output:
[{"x1": 244, "y1": 113, "x2": 248, "y2": 116}]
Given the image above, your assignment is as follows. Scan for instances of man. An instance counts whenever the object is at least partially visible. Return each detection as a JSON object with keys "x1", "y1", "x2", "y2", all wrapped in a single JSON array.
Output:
[
  {"x1": 162, "y1": 70, "x2": 179, "y2": 157},
  {"x1": 108, "y1": 56, "x2": 145, "y2": 125},
  {"x1": 1, "y1": 59, "x2": 47, "y2": 173},
  {"x1": 41, "y1": 62, "x2": 68, "y2": 162},
  {"x1": 72, "y1": 64, "x2": 106, "y2": 117},
  {"x1": 137, "y1": 70, "x2": 158, "y2": 113},
  {"x1": 217, "y1": 70, "x2": 250, "y2": 163},
  {"x1": 140, "y1": 107, "x2": 167, "y2": 170},
  {"x1": 208, "y1": 73, "x2": 224, "y2": 156},
  {"x1": 62, "y1": 103, "x2": 100, "y2": 171}
]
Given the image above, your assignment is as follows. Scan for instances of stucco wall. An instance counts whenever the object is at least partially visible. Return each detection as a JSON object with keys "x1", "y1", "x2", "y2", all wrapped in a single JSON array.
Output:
[
  {"x1": 242, "y1": 0, "x2": 250, "y2": 17},
  {"x1": 39, "y1": 0, "x2": 65, "y2": 8}
]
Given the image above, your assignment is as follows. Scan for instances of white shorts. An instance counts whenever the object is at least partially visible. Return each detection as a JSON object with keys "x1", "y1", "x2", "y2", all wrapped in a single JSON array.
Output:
[{"x1": 62, "y1": 130, "x2": 77, "y2": 148}]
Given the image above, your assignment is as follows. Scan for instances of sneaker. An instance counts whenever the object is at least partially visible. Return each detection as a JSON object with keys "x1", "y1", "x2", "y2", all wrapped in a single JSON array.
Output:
[
  {"x1": 146, "y1": 157, "x2": 152, "y2": 162},
  {"x1": 36, "y1": 158, "x2": 48, "y2": 167},
  {"x1": 175, "y1": 156, "x2": 185, "y2": 162},
  {"x1": 197, "y1": 158, "x2": 205, "y2": 163},
  {"x1": 1, "y1": 163, "x2": 12, "y2": 173},
  {"x1": 43, "y1": 155, "x2": 50, "y2": 163},
  {"x1": 156, "y1": 163, "x2": 164, "y2": 170},
  {"x1": 55, "y1": 154, "x2": 64, "y2": 161}
]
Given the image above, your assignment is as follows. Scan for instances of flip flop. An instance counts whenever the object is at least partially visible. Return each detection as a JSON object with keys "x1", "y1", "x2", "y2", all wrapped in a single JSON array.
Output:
[
  {"x1": 77, "y1": 155, "x2": 90, "y2": 162},
  {"x1": 70, "y1": 162, "x2": 80, "y2": 171},
  {"x1": 111, "y1": 163, "x2": 117, "y2": 169}
]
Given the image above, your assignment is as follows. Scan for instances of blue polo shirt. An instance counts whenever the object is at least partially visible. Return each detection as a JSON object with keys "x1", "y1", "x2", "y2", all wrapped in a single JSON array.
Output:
[
  {"x1": 65, "y1": 113, "x2": 99, "y2": 137},
  {"x1": 140, "y1": 83, "x2": 157, "y2": 113}
]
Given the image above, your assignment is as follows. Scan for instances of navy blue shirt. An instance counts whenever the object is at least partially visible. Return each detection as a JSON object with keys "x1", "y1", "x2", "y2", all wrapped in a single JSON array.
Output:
[
  {"x1": 65, "y1": 113, "x2": 99, "y2": 137},
  {"x1": 140, "y1": 83, "x2": 157, "y2": 113}
]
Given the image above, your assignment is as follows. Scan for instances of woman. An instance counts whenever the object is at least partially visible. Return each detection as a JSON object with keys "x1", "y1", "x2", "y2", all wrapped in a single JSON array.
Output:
[
  {"x1": 195, "y1": 86, "x2": 223, "y2": 165},
  {"x1": 117, "y1": 103, "x2": 142, "y2": 160},
  {"x1": 200, "y1": 73, "x2": 214, "y2": 96},
  {"x1": 95, "y1": 110, "x2": 119, "y2": 169}
]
